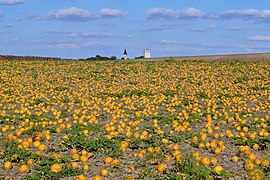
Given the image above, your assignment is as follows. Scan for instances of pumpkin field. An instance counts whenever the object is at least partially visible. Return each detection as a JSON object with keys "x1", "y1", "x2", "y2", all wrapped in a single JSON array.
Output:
[{"x1": 0, "y1": 60, "x2": 269, "y2": 180}]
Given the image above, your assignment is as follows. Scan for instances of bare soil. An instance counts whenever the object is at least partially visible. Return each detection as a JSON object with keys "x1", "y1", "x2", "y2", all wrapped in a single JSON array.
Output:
[{"x1": 135, "y1": 52, "x2": 270, "y2": 62}]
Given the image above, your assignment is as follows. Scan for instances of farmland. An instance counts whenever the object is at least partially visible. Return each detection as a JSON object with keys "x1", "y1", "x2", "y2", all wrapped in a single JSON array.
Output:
[
  {"x1": 0, "y1": 60, "x2": 269, "y2": 179},
  {"x1": 139, "y1": 52, "x2": 270, "y2": 62}
]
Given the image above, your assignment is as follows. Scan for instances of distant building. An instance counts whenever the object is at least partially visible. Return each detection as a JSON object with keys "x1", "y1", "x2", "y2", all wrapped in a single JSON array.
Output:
[
  {"x1": 122, "y1": 49, "x2": 128, "y2": 60},
  {"x1": 144, "y1": 49, "x2": 150, "y2": 58}
]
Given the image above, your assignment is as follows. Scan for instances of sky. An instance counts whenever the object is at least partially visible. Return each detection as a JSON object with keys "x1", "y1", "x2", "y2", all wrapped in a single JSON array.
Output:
[{"x1": 1, "y1": 0, "x2": 270, "y2": 59}]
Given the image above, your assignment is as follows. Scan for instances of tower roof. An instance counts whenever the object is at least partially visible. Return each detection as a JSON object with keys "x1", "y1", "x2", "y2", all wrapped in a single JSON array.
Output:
[{"x1": 123, "y1": 49, "x2": 127, "y2": 55}]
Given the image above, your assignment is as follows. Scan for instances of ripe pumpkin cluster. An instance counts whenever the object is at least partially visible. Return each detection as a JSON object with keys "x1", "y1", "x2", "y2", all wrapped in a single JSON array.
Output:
[{"x1": 0, "y1": 60, "x2": 269, "y2": 179}]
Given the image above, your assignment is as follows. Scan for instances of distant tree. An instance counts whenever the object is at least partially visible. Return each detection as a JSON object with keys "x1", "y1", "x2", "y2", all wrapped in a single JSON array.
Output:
[
  {"x1": 95, "y1": 55, "x2": 101, "y2": 60},
  {"x1": 110, "y1": 56, "x2": 117, "y2": 60},
  {"x1": 83, "y1": 55, "x2": 117, "y2": 61},
  {"x1": 86, "y1": 57, "x2": 95, "y2": 61},
  {"x1": 135, "y1": 56, "x2": 144, "y2": 59}
]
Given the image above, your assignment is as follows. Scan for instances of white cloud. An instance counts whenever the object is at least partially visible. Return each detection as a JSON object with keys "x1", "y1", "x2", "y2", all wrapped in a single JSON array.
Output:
[
  {"x1": 3, "y1": 37, "x2": 19, "y2": 43},
  {"x1": 66, "y1": 32, "x2": 112, "y2": 38},
  {"x1": 240, "y1": 44, "x2": 270, "y2": 49},
  {"x1": 207, "y1": 25, "x2": 217, "y2": 29},
  {"x1": 5, "y1": 23, "x2": 13, "y2": 27},
  {"x1": 43, "y1": 7, "x2": 99, "y2": 21},
  {"x1": 146, "y1": 7, "x2": 270, "y2": 23},
  {"x1": 51, "y1": 41, "x2": 112, "y2": 49},
  {"x1": 38, "y1": 7, "x2": 127, "y2": 21},
  {"x1": 160, "y1": 40, "x2": 178, "y2": 44},
  {"x1": 229, "y1": 27, "x2": 244, "y2": 31},
  {"x1": 237, "y1": 44, "x2": 270, "y2": 52},
  {"x1": 220, "y1": 9, "x2": 270, "y2": 22},
  {"x1": 141, "y1": 26, "x2": 170, "y2": 32},
  {"x1": 146, "y1": 8, "x2": 179, "y2": 19},
  {"x1": 190, "y1": 25, "x2": 217, "y2": 32},
  {"x1": 146, "y1": 7, "x2": 215, "y2": 19},
  {"x1": 83, "y1": 41, "x2": 111, "y2": 47},
  {"x1": 55, "y1": 43, "x2": 80, "y2": 49},
  {"x1": 190, "y1": 28, "x2": 208, "y2": 32},
  {"x1": 0, "y1": 0, "x2": 23, "y2": 5},
  {"x1": 247, "y1": 36, "x2": 270, "y2": 41},
  {"x1": 100, "y1": 8, "x2": 127, "y2": 17},
  {"x1": 158, "y1": 47, "x2": 204, "y2": 53}
]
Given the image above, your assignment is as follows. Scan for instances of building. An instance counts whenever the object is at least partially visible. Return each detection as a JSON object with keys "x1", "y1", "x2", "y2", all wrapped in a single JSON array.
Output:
[
  {"x1": 144, "y1": 49, "x2": 150, "y2": 58},
  {"x1": 122, "y1": 49, "x2": 128, "y2": 60}
]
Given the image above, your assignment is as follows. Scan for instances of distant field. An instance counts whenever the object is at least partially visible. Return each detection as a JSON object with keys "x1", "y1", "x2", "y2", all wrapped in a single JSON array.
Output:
[{"x1": 136, "y1": 53, "x2": 270, "y2": 62}]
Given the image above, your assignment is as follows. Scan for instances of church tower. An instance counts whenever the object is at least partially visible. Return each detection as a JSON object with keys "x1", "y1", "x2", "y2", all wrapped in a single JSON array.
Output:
[{"x1": 123, "y1": 49, "x2": 128, "y2": 60}]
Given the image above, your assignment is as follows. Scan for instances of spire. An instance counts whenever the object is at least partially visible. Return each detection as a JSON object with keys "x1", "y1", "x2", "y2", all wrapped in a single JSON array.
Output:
[
  {"x1": 123, "y1": 49, "x2": 127, "y2": 55},
  {"x1": 122, "y1": 49, "x2": 128, "y2": 60}
]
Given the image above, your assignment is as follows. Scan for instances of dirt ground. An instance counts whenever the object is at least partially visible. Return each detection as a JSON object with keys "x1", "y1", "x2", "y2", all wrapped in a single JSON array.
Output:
[{"x1": 135, "y1": 53, "x2": 270, "y2": 62}]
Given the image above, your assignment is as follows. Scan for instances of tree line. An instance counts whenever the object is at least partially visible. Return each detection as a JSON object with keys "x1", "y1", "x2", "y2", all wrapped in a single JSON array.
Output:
[
  {"x1": 0, "y1": 55, "x2": 118, "y2": 61},
  {"x1": 79, "y1": 55, "x2": 117, "y2": 61},
  {"x1": 0, "y1": 55, "x2": 62, "y2": 61}
]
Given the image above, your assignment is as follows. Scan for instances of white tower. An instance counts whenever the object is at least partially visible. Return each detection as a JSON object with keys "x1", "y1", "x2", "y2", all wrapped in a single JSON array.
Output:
[
  {"x1": 144, "y1": 49, "x2": 150, "y2": 58},
  {"x1": 123, "y1": 49, "x2": 128, "y2": 60}
]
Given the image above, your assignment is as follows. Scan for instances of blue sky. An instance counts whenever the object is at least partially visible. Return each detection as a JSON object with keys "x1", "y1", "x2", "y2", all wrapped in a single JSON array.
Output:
[{"x1": 1, "y1": 0, "x2": 270, "y2": 59}]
